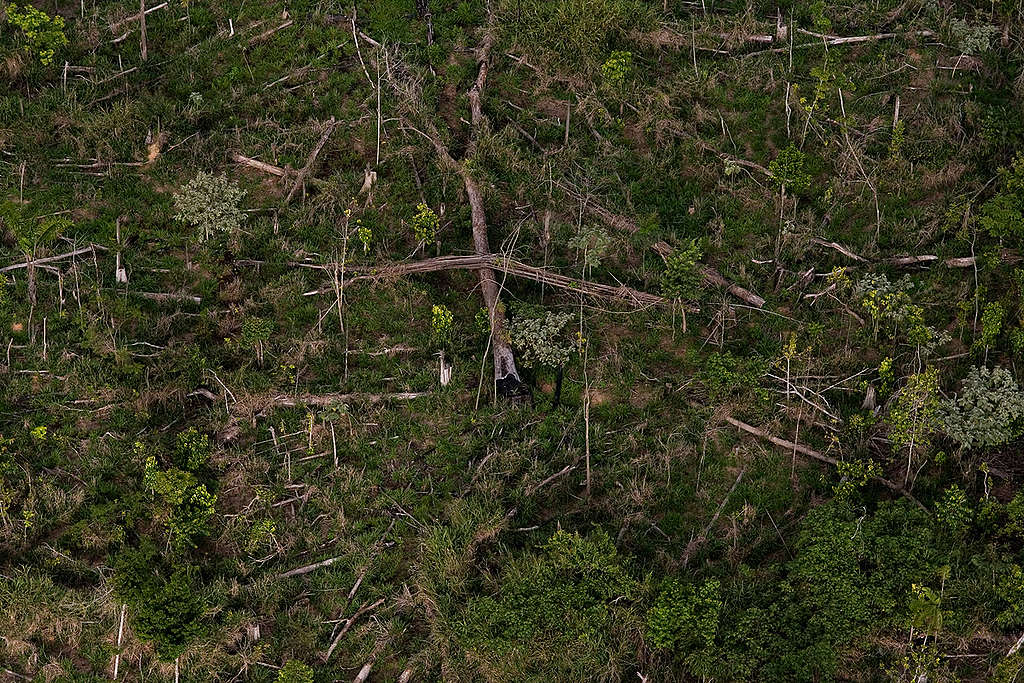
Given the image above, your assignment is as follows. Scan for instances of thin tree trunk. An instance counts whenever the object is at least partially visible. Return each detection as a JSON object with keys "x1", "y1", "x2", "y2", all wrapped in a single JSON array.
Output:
[
  {"x1": 139, "y1": 0, "x2": 148, "y2": 61},
  {"x1": 464, "y1": 27, "x2": 521, "y2": 396}
]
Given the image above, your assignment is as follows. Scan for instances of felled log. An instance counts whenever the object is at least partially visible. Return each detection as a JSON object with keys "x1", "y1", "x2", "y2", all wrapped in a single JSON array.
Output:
[{"x1": 652, "y1": 241, "x2": 765, "y2": 308}]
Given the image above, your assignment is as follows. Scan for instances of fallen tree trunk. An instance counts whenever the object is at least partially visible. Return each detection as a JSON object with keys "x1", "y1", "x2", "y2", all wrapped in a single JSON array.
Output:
[
  {"x1": 464, "y1": 28, "x2": 523, "y2": 397},
  {"x1": 652, "y1": 241, "x2": 765, "y2": 307},
  {"x1": 301, "y1": 254, "x2": 687, "y2": 309},
  {"x1": 722, "y1": 414, "x2": 927, "y2": 511},
  {"x1": 285, "y1": 117, "x2": 338, "y2": 204},
  {"x1": 810, "y1": 238, "x2": 1021, "y2": 269},
  {"x1": 0, "y1": 244, "x2": 108, "y2": 273},
  {"x1": 355, "y1": 255, "x2": 681, "y2": 308},
  {"x1": 262, "y1": 392, "x2": 430, "y2": 408}
]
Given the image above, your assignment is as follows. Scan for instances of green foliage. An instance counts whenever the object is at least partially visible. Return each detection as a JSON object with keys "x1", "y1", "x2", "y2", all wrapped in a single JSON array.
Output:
[
  {"x1": 241, "y1": 317, "x2": 273, "y2": 346},
  {"x1": 938, "y1": 366, "x2": 1024, "y2": 451},
  {"x1": 173, "y1": 172, "x2": 246, "y2": 241},
  {"x1": 908, "y1": 580, "x2": 945, "y2": 635},
  {"x1": 600, "y1": 50, "x2": 633, "y2": 107},
  {"x1": 833, "y1": 458, "x2": 882, "y2": 501},
  {"x1": 980, "y1": 153, "x2": 1024, "y2": 242},
  {"x1": 357, "y1": 221, "x2": 372, "y2": 252},
  {"x1": 978, "y1": 301, "x2": 1005, "y2": 350},
  {"x1": 430, "y1": 304, "x2": 454, "y2": 348},
  {"x1": 246, "y1": 519, "x2": 277, "y2": 553},
  {"x1": 996, "y1": 563, "x2": 1024, "y2": 629},
  {"x1": 5, "y1": 3, "x2": 67, "y2": 66},
  {"x1": 948, "y1": 19, "x2": 999, "y2": 55},
  {"x1": 412, "y1": 203, "x2": 439, "y2": 244},
  {"x1": 701, "y1": 352, "x2": 766, "y2": 400},
  {"x1": 934, "y1": 486, "x2": 972, "y2": 536},
  {"x1": 886, "y1": 367, "x2": 940, "y2": 460},
  {"x1": 507, "y1": 310, "x2": 576, "y2": 369},
  {"x1": 276, "y1": 660, "x2": 314, "y2": 683},
  {"x1": 660, "y1": 239, "x2": 703, "y2": 301},
  {"x1": 463, "y1": 529, "x2": 638, "y2": 679},
  {"x1": 241, "y1": 316, "x2": 273, "y2": 365},
  {"x1": 497, "y1": 0, "x2": 651, "y2": 75},
  {"x1": 647, "y1": 578, "x2": 721, "y2": 674},
  {"x1": 0, "y1": 201, "x2": 70, "y2": 255},
  {"x1": 567, "y1": 224, "x2": 611, "y2": 273},
  {"x1": 889, "y1": 120, "x2": 906, "y2": 161},
  {"x1": 600, "y1": 51, "x2": 632, "y2": 85},
  {"x1": 167, "y1": 484, "x2": 217, "y2": 548},
  {"x1": 174, "y1": 428, "x2": 211, "y2": 471},
  {"x1": 768, "y1": 145, "x2": 811, "y2": 193},
  {"x1": 112, "y1": 541, "x2": 160, "y2": 606},
  {"x1": 131, "y1": 567, "x2": 205, "y2": 661},
  {"x1": 142, "y1": 445, "x2": 217, "y2": 549},
  {"x1": 776, "y1": 500, "x2": 938, "y2": 678},
  {"x1": 853, "y1": 273, "x2": 941, "y2": 348}
]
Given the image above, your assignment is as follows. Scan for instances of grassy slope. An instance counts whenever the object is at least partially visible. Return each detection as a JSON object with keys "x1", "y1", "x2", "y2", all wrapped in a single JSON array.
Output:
[{"x1": 2, "y1": 0, "x2": 1024, "y2": 680}]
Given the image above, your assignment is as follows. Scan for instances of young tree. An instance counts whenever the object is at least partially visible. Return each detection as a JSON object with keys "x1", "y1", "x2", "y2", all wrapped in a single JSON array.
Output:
[
  {"x1": 507, "y1": 310, "x2": 576, "y2": 405},
  {"x1": 0, "y1": 201, "x2": 70, "y2": 306},
  {"x1": 173, "y1": 172, "x2": 246, "y2": 242},
  {"x1": 5, "y1": 3, "x2": 68, "y2": 66},
  {"x1": 938, "y1": 366, "x2": 1024, "y2": 451},
  {"x1": 886, "y1": 367, "x2": 940, "y2": 487},
  {"x1": 132, "y1": 567, "x2": 206, "y2": 662},
  {"x1": 660, "y1": 239, "x2": 703, "y2": 333},
  {"x1": 276, "y1": 660, "x2": 314, "y2": 683}
]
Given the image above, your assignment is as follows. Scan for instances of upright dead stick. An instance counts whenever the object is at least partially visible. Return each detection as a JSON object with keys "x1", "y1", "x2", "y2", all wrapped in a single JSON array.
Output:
[{"x1": 139, "y1": 0, "x2": 147, "y2": 61}]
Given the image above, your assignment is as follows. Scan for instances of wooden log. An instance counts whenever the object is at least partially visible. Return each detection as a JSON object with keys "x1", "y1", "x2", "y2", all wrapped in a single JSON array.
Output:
[
  {"x1": 652, "y1": 241, "x2": 765, "y2": 308},
  {"x1": 285, "y1": 117, "x2": 338, "y2": 204},
  {"x1": 722, "y1": 414, "x2": 927, "y2": 511},
  {"x1": 0, "y1": 244, "x2": 108, "y2": 273}
]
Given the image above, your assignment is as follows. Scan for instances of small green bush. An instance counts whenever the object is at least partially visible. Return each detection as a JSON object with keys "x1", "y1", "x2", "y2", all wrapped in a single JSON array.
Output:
[
  {"x1": 5, "y1": 3, "x2": 68, "y2": 66},
  {"x1": 507, "y1": 310, "x2": 575, "y2": 369},
  {"x1": 276, "y1": 660, "x2": 314, "y2": 683},
  {"x1": 938, "y1": 366, "x2": 1024, "y2": 450},
  {"x1": 646, "y1": 578, "x2": 721, "y2": 653},
  {"x1": 173, "y1": 172, "x2": 246, "y2": 241},
  {"x1": 412, "y1": 203, "x2": 439, "y2": 244}
]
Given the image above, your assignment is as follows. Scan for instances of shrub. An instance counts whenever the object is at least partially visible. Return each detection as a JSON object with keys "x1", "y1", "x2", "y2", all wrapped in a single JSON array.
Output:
[
  {"x1": 132, "y1": 567, "x2": 205, "y2": 661},
  {"x1": 276, "y1": 660, "x2": 314, "y2": 683},
  {"x1": 661, "y1": 239, "x2": 704, "y2": 329},
  {"x1": 980, "y1": 153, "x2": 1024, "y2": 242},
  {"x1": 175, "y1": 428, "x2": 211, "y2": 471},
  {"x1": 241, "y1": 317, "x2": 273, "y2": 365},
  {"x1": 462, "y1": 529, "x2": 638, "y2": 679},
  {"x1": 886, "y1": 368, "x2": 940, "y2": 481},
  {"x1": 430, "y1": 304, "x2": 454, "y2": 348},
  {"x1": 412, "y1": 203, "x2": 439, "y2": 244},
  {"x1": 934, "y1": 485, "x2": 972, "y2": 536},
  {"x1": 143, "y1": 449, "x2": 217, "y2": 548},
  {"x1": 507, "y1": 310, "x2": 575, "y2": 369},
  {"x1": 173, "y1": 172, "x2": 246, "y2": 241},
  {"x1": 938, "y1": 366, "x2": 1024, "y2": 451},
  {"x1": 768, "y1": 145, "x2": 811, "y2": 193},
  {"x1": 647, "y1": 578, "x2": 721, "y2": 674},
  {"x1": 5, "y1": 3, "x2": 67, "y2": 66},
  {"x1": 600, "y1": 50, "x2": 632, "y2": 87},
  {"x1": 567, "y1": 224, "x2": 611, "y2": 273}
]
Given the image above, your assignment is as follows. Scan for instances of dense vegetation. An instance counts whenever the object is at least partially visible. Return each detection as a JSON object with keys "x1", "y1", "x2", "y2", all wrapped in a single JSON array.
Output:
[{"x1": 3, "y1": 0, "x2": 1024, "y2": 680}]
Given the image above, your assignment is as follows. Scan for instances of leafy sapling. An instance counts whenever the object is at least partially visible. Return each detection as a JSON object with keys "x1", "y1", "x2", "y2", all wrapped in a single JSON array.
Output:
[
  {"x1": 173, "y1": 172, "x2": 246, "y2": 242},
  {"x1": 507, "y1": 310, "x2": 576, "y2": 405},
  {"x1": 938, "y1": 366, "x2": 1024, "y2": 452},
  {"x1": 6, "y1": 3, "x2": 68, "y2": 66},
  {"x1": 661, "y1": 239, "x2": 703, "y2": 333},
  {"x1": 413, "y1": 203, "x2": 439, "y2": 254}
]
